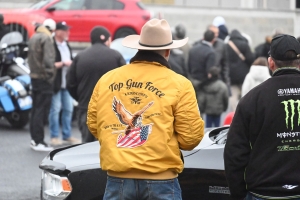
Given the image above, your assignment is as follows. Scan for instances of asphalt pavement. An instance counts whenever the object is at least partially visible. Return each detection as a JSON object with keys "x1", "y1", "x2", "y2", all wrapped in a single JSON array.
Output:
[{"x1": 0, "y1": 117, "x2": 81, "y2": 200}]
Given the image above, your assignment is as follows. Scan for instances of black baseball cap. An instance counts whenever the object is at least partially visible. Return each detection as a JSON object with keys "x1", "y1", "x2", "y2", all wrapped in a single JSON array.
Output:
[
  {"x1": 90, "y1": 26, "x2": 111, "y2": 44},
  {"x1": 56, "y1": 21, "x2": 70, "y2": 31},
  {"x1": 269, "y1": 34, "x2": 300, "y2": 61}
]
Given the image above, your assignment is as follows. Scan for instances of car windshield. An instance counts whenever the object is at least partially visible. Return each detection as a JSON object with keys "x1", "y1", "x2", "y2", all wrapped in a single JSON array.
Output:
[{"x1": 30, "y1": 0, "x2": 51, "y2": 9}]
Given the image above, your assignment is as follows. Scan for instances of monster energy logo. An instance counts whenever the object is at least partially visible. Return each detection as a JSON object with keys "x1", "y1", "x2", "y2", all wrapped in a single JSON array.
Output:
[{"x1": 282, "y1": 100, "x2": 300, "y2": 130}]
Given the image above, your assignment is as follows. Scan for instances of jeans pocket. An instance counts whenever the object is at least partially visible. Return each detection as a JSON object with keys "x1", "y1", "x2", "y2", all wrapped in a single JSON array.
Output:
[
  {"x1": 147, "y1": 178, "x2": 182, "y2": 200},
  {"x1": 103, "y1": 176, "x2": 124, "y2": 200}
]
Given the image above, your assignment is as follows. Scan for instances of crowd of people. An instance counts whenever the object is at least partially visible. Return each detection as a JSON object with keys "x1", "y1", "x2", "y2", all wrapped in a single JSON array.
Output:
[
  {"x1": 168, "y1": 16, "x2": 288, "y2": 127},
  {"x1": 25, "y1": 15, "x2": 295, "y2": 148},
  {"x1": 23, "y1": 15, "x2": 300, "y2": 200},
  {"x1": 28, "y1": 18, "x2": 125, "y2": 151}
]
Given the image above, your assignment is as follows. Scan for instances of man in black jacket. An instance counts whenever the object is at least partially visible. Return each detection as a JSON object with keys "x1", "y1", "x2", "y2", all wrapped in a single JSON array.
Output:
[
  {"x1": 226, "y1": 29, "x2": 254, "y2": 112},
  {"x1": 188, "y1": 30, "x2": 216, "y2": 92},
  {"x1": 66, "y1": 26, "x2": 125, "y2": 143},
  {"x1": 224, "y1": 34, "x2": 300, "y2": 200}
]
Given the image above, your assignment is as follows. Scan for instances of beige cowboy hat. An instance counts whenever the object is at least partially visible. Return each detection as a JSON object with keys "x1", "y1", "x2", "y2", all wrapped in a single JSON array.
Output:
[{"x1": 122, "y1": 18, "x2": 188, "y2": 50}]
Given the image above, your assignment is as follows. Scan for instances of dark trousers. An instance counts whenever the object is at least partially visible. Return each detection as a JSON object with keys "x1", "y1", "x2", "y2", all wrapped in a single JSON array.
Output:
[
  {"x1": 77, "y1": 108, "x2": 96, "y2": 143},
  {"x1": 206, "y1": 114, "x2": 221, "y2": 128},
  {"x1": 30, "y1": 79, "x2": 53, "y2": 144}
]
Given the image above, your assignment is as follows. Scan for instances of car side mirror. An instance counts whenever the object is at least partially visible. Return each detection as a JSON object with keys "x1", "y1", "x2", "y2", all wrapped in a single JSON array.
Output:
[{"x1": 46, "y1": 6, "x2": 56, "y2": 12}]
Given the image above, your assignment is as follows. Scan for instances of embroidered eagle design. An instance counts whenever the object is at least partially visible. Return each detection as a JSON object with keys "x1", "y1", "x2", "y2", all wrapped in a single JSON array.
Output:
[{"x1": 112, "y1": 97, "x2": 154, "y2": 135}]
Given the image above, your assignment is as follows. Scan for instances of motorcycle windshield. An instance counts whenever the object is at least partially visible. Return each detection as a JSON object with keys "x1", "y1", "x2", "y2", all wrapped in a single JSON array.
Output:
[{"x1": 0, "y1": 32, "x2": 23, "y2": 47}]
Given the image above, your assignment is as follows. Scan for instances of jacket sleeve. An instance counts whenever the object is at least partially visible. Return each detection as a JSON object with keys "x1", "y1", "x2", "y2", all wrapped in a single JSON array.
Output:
[
  {"x1": 205, "y1": 51, "x2": 216, "y2": 74},
  {"x1": 221, "y1": 44, "x2": 231, "y2": 86},
  {"x1": 243, "y1": 44, "x2": 255, "y2": 67},
  {"x1": 174, "y1": 80, "x2": 204, "y2": 150},
  {"x1": 224, "y1": 101, "x2": 251, "y2": 200},
  {"x1": 223, "y1": 85, "x2": 229, "y2": 112},
  {"x1": 42, "y1": 37, "x2": 56, "y2": 82},
  {"x1": 66, "y1": 56, "x2": 79, "y2": 101},
  {"x1": 87, "y1": 80, "x2": 101, "y2": 139}
]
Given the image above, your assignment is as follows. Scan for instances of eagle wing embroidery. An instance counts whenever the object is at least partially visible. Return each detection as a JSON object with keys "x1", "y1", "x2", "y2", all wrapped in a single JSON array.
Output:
[
  {"x1": 112, "y1": 97, "x2": 133, "y2": 126},
  {"x1": 112, "y1": 97, "x2": 154, "y2": 134}
]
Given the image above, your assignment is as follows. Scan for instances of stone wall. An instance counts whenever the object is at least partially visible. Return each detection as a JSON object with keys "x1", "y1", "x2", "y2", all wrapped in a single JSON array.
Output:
[{"x1": 148, "y1": 5, "x2": 296, "y2": 49}]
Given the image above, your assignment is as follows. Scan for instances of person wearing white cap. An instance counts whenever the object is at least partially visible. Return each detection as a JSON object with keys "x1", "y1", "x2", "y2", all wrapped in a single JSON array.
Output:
[
  {"x1": 28, "y1": 18, "x2": 56, "y2": 151},
  {"x1": 42, "y1": 18, "x2": 56, "y2": 32},
  {"x1": 87, "y1": 18, "x2": 204, "y2": 200},
  {"x1": 49, "y1": 21, "x2": 81, "y2": 146}
]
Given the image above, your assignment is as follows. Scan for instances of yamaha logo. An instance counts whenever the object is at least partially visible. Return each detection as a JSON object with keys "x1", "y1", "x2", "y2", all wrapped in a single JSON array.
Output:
[
  {"x1": 278, "y1": 88, "x2": 300, "y2": 96},
  {"x1": 278, "y1": 89, "x2": 284, "y2": 95}
]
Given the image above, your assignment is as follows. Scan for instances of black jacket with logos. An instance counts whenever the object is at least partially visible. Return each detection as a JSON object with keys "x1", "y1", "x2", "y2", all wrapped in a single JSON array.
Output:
[
  {"x1": 66, "y1": 43, "x2": 125, "y2": 109},
  {"x1": 224, "y1": 68, "x2": 300, "y2": 200}
]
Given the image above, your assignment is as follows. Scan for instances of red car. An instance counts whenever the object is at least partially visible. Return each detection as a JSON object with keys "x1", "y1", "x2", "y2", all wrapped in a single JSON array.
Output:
[{"x1": 0, "y1": 0, "x2": 151, "y2": 42}]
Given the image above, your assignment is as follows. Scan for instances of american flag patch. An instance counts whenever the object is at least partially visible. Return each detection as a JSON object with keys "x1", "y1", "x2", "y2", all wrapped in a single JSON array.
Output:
[{"x1": 117, "y1": 125, "x2": 152, "y2": 148}]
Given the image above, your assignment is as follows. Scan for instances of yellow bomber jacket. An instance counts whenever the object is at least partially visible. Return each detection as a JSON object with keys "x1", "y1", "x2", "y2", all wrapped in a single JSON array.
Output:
[{"x1": 87, "y1": 50, "x2": 204, "y2": 179}]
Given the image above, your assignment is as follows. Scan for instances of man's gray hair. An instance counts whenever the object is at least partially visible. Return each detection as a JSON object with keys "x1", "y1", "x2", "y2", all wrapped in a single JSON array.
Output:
[{"x1": 273, "y1": 50, "x2": 300, "y2": 68}]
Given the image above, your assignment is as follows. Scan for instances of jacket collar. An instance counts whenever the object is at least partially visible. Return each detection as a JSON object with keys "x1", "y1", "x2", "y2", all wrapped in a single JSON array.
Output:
[
  {"x1": 202, "y1": 40, "x2": 212, "y2": 47},
  {"x1": 36, "y1": 26, "x2": 52, "y2": 37},
  {"x1": 272, "y1": 67, "x2": 300, "y2": 77},
  {"x1": 130, "y1": 50, "x2": 171, "y2": 69}
]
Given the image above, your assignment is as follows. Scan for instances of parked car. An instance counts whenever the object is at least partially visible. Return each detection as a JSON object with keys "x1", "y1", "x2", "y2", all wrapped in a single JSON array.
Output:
[
  {"x1": 39, "y1": 127, "x2": 230, "y2": 200},
  {"x1": 0, "y1": 0, "x2": 151, "y2": 42}
]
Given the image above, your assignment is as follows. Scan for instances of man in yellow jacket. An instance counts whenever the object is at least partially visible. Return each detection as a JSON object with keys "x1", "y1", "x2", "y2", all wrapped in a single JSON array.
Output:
[{"x1": 87, "y1": 18, "x2": 204, "y2": 200}]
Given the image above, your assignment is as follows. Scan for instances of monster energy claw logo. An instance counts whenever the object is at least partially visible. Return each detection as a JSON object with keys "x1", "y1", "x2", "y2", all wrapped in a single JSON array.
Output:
[{"x1": 281, "y1": 100, "x2": 300, "y2": 130}]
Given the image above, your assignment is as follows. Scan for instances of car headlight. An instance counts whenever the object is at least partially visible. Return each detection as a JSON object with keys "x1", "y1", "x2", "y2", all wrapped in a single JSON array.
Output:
[{"x1": 41, "y1": 171, "x2": 72, "y2": 200}]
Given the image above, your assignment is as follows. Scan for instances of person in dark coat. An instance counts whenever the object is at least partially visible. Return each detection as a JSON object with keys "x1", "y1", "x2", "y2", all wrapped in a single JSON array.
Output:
[
  {"x1": 28, "y1": 19, "x2": 56, "y2": 151},
  {"x1": 66, "y1": 26, "x2": 125, "y2": 143},
  {"x1": 188, "y1": 30, "x2": 216, "y2": 91},
  {"x1": 208, "y1": 25, "x2": 230, "y2": 90},
  {"x1": 168, "y1": 30, "x2": 188, "y2": 77},
  {"x1": 0, "y1": 14, "x2": 9, "y2": 40},
  {"x1": 197, "y1": 67, "x2": 228, "y2": 127},
  {"x1": 169, "y1": 48, "x2": 187, "y2": 77},
  {"x1": 212, "y1": 16, "x2": 229, "y2": 41},
  {"x1": 193, "y1": 25, "x2": 230, "y2": 92},
  {"x1": 254, "y1": 35, "x2": 272, "y2": 59},
  {"x1": 224, "y1": 34, "x2": 300, "y2": 200},
  {"x1": 173, "y1": 23, "x2": 190, "y2": 73},
  {"x1": 255, "y1": 29, "x2": 284, "y2": 59},
  {"x1": 226, "y1": 29, "x2": 254, "y2": 111}
]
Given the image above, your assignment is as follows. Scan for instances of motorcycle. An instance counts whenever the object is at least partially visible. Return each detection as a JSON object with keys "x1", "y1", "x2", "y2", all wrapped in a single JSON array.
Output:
[{"x1": 0, "y1": 31, "x2": 32, "y2": 128}]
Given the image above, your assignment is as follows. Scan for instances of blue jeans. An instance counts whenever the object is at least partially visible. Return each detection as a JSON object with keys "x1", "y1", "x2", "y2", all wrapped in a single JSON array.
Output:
[
  {"x1": 246, "y1": 193, "x2": 300, "y2": 200},
  {"x1": 103, "y1": 176, "x2": 182, "y2": 200},
  {"x1": 206, "y1": 114, "x2": 221, "y2": 128},
  {"x1": 49, "y1": 89, "x2": 73, "y2": 140}
]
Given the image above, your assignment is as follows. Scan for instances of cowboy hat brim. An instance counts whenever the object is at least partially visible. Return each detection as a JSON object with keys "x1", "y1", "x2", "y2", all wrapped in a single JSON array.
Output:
[{"x1": 122, "y1": 35, "x2": 188, "y2": 50}]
